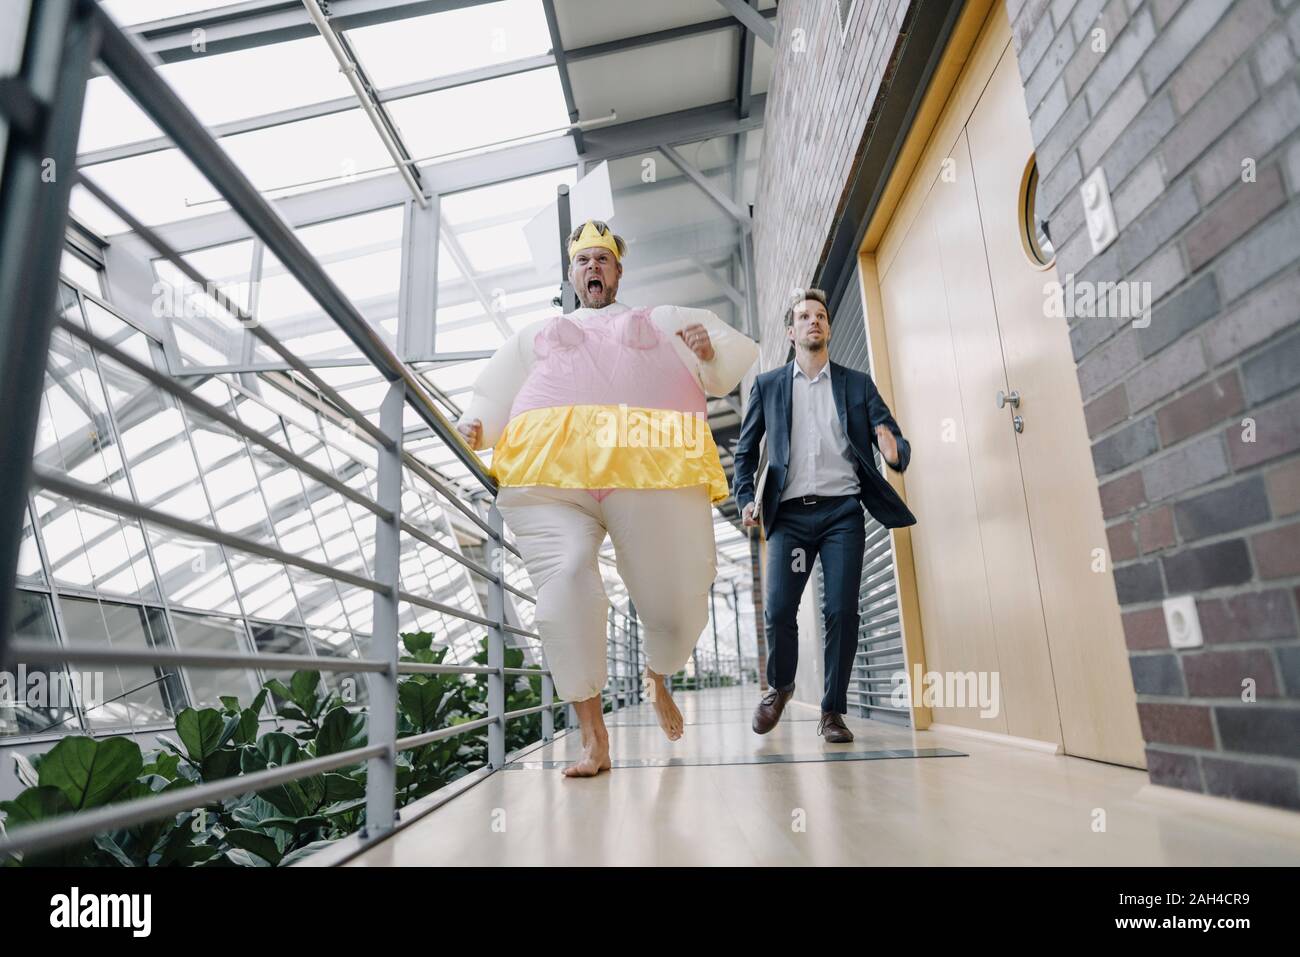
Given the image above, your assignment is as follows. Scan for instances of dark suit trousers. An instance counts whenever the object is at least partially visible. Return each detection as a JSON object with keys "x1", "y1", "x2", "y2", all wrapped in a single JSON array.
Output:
[{"x1": 763, "y1": 495, "x2": 866, "y2": 714}]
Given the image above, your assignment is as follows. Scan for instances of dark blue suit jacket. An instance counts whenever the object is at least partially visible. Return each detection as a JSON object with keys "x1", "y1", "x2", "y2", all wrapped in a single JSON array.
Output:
[{"x1": 732, "y1": 360, "x2": 917, "y2": 532}]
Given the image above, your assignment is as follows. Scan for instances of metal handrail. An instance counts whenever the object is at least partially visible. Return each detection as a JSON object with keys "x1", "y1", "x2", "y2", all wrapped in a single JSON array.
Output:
[
  {"x1": 54, "y1": 314, "x2": 394, "y2": 523},
  {"x1": 0, "y1": 740, "x2": 389, "y2": 859},
  {"x1": 7, "y1": 642, "x2": 390, "y2": 674},
  {"x1": 6, "y1": 643, "x2": 554, "y2": 679},
  {"x1": 33, "y1": 469, "x2": 390, "y2": 595}
]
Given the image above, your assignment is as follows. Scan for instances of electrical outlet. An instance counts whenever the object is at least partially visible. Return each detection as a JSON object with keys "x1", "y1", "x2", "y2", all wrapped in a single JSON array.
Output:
[
  {"x1": 1163, "y1": 595, "x2": 1204, "y2": 650},
  {"x1": 1080, "y1": 166, "x2": 1118, "y2": 255}
]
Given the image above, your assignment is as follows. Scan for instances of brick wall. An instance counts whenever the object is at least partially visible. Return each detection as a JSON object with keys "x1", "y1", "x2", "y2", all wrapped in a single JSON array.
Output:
[
  {"x1": 752, "y1": 0, "x2": 910, "y2": 368},
  {"x1": 757, "y1": 0, "x2": 1300, "y2": 811},
  {"x1": 1010, "y1": 0, "x2": 1300, "y2": 810}
]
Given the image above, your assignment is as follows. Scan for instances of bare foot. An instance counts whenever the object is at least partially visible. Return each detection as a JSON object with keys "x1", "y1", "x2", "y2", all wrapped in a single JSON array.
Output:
[
  {"x1": 562, "y1": 694, "x2": 612, "y2": 777},
  {"x1": 644, "y1": 669, "x2": 684, "y2": 741},
  {"x1": 562, "y1": 731, "x2": 611, "y2": 777}
]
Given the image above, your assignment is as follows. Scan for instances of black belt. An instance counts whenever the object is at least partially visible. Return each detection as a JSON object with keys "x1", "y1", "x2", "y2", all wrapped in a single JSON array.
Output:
[{"x1": 785, "y1": 493, "x2": 854, "y2": 507}]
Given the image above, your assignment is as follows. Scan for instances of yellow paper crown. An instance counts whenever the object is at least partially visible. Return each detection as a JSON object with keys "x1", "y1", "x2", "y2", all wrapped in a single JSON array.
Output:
[{"x1": 568, "y1": 220, "x2": 621, "y2": 261}]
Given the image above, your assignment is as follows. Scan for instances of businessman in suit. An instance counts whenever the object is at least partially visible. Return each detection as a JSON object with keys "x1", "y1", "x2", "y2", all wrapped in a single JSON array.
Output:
[{"x1": 732, "y1": 288, "x2": 916, "y2": 742}]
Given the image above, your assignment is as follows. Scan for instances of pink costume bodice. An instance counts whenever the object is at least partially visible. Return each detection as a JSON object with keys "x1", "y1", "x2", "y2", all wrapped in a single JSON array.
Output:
[{"x1": 508, "y1": 307, "x2": 706, "y2": 501}]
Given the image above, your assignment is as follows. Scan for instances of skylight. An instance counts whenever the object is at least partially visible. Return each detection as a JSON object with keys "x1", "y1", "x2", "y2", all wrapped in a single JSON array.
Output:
[{"x1": 342, "y1": 0, "x2": 553, "y2": 89}]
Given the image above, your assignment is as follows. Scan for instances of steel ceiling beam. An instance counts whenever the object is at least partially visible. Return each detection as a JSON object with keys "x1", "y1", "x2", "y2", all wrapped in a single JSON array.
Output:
[
  {"x1": 581, "y1": 95, "x2": 765, "y2": 163},
  {"x1": 735, "y1": 0, "x2": 757, "y2": 119},
  {"x1": 714, "y1": 0, "x2": 774, "y2": 47},
  {"x1": 565, "y1": 8, "x2": 776, "y2": 62},
  {"x1": 98, "y1": 97, "x2": 763, "y2": 251},
  {"x1": 301, "y1": 0, "x2": 427, "y2": 207},
  {"x1": 114, "y1": 0, "x2": 501, "y2": 64},
  {"x1": 112, "y1": 0, "x2": 777, "y2": 68},
  {"x1": 658, "y1": 142, "x2": 752, "y2": 232},
  {"x1": 693, "y1": 258, "x2": 745, "y2": 310},
  {"x1": 539, "y1": 0, "x2": 581, "y2": 154}
]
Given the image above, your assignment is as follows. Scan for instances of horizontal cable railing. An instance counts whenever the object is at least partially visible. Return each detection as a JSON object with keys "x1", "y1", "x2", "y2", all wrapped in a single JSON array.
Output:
[{"x1": 0, "y1": 4, "x2": 653, "y2": 865}]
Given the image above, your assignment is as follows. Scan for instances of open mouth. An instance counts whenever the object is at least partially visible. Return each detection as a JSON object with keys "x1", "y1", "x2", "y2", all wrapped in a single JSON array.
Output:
[{"x1": 586, "y1": 278, "x2": 604, "y2": 296}]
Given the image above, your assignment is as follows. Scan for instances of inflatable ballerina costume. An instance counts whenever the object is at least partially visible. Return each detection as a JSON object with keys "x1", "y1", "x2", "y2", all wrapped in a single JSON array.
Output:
[{"x1": 458, "y1": 222, "x2": 759, "y2": 706}]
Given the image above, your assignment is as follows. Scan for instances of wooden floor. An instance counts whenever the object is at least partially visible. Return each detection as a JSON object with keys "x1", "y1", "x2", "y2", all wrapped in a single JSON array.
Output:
[{"x1": 346, "y1": 687, "x2": 1300, "y2": 866}]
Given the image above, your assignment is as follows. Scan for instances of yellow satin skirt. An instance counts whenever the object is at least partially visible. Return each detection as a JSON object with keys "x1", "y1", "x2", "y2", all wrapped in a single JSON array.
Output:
[{"x1": 490, "y1": 404, "x2": 730, "y2": 505}]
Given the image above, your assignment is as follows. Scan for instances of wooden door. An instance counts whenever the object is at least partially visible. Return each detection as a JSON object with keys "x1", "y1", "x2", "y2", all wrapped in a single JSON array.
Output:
[{"x1": 872, "y1": 10, "x2": 1145, "y2": 767}]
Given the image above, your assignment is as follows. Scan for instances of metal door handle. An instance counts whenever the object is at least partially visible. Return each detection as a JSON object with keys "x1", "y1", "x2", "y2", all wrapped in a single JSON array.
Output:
[{"x1": 996, "y1": 389, "x2": 1020, "y2": 409}]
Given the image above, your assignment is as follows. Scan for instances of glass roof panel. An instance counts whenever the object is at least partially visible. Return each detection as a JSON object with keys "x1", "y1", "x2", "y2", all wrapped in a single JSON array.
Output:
[
  {"x1": 440, "y1": 167, "x2": 574, "y2": 226},
  {"x1": 343, "y1": 0, "x2": 552, "y2": 89},
  {"x1": 388, "y1": 68, "x2": 570, "y2": 161},
  {"x1": 100, "y1": 0, "x2": 252, "y2": 26},
  {"x1": 68, "y1": 183, "x2": 132, "y2": 236},
  {"x1": 435, "y1": 168, "x2": 572, "y2": 349},
  {"x1": 85, "y1": 108, "x2": 395, "y2": 229},
  {"x1": 79, "y1": 34, "x2": 356, "y2": 155},
  {"x1": 78, "y1": 75, "x2": 164, "y2": 154},
  {"x1": 603, "y1": 142, "x2": 741, "y2": 318},
  {"x1": 81, "y1": 147, "x2": 226, "y2": 228},
  {"x1": 208, "y1": 109, "x2": 395, "y2": 198},
  {"x1": 456, "y1": 222, "x2": 536, "y2": 274},
  {"x1": 157, "y1": 36, "x2": 355, "y2": 129},
  {"x1": 254, "y1": 205, "x2": 405, "y2": 362}
]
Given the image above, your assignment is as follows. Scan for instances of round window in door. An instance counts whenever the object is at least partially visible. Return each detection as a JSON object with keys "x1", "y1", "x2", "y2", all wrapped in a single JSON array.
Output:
[{"x1": 1020, "y1": 156, "x2": 1055, "y2": 267}]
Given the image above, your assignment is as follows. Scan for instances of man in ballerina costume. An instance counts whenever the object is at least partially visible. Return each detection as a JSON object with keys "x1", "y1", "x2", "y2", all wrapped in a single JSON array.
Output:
[{"x1": 456, "y1": 220, "x2": 758, "y2": 777}]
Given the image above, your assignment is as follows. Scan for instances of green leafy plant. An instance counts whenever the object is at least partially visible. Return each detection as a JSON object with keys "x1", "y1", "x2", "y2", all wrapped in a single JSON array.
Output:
[{"x1": 0, "y1": 633, "x2": 560, "y2": 867}]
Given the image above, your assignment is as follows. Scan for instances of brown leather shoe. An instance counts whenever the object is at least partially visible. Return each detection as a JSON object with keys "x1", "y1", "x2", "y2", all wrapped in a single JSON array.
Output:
[
  {"x1": 751, "y1": 686, "x2": 794, "y2": 734},
  {"x1": 818, "y1": 712, "x2": 854, "y2": 743}
]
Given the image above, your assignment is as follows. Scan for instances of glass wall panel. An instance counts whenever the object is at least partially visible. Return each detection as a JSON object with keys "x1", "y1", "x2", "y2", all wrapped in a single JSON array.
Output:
[
  {"x1": 183, "y1": 381, "x2": 301, "y2": 623},
  {"x1": 57, "y1": 595, "x2": 184, "y2": 730},
  {"x1": 1, "y1": 592, "x2": 80, "y2": 738},
  {"x1": 249, "y1": 623, "x2": 312, "y2": 702},
  {"x1": 15, "y1": 505, "x2": 45, "y2": 588},
  {"x1": 311, "y1": 629, "x2": 369, "y2": 707},
  {"x1": 60, "y1": 250, "x2": 103, "y2": 296},
  {"x1": 169, "y1": 611, "x2": 261, "y2": 710},
  {"x1": 33, "y1": 287, "x2": 158, "y2": 601},
  {"x1": 80, "y1": 300, "x2": 244, "y2": 615},
  {"x1": 152, "y1": 239, "x2": 255, "y2": 369}
]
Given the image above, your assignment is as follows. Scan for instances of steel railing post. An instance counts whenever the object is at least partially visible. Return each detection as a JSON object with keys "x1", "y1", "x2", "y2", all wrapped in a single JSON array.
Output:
[
  {"x1": 363, "y1": 379, "x2": 404, "y2": 836},
  {"x1": 709, "y1": 582, "x2": 719, "y2": 689},
  {"x1": 541, "y1": 653, "x2": 554, "y2": 741},
  {"x1": 0, "y1": 0, "x2": 98, "y2": 662},
  {"x1": 732, "y1": 581, "x2": 743, "y2": 687},
  {"x1": 487, "y1": 503, "x2": 506, "y2": 769}
]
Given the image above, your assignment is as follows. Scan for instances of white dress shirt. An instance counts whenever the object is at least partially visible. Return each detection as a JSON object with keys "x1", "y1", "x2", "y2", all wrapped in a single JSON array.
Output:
[{"x1": 780, "y1": 360, "x2": 860, "y2": 501}]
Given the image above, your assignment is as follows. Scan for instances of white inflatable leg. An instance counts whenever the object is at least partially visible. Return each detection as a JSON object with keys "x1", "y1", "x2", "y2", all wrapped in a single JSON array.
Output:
[
  {"x1": 602, "y1": 486, "x2": 717, "y2": 679},
  {"x1": 495, "y1": 486, "x2": 610, "y2": 702}
]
